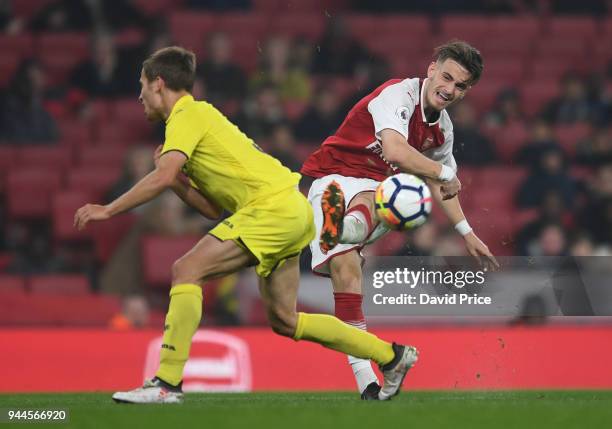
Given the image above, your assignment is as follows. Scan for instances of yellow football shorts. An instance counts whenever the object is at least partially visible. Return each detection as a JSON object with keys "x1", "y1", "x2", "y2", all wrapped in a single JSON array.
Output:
[{"x1": 209, "y1": 187, "x2": 315, "y2": 277}]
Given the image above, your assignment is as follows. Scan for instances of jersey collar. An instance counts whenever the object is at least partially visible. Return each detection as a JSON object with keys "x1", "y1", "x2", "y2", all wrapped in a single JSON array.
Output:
[
  {"x1": 166, "y1": 94, "x2": 194, "y2": 124},
  {"x1": 420, "y1": 78, "x2": 441, "y2": 126}
]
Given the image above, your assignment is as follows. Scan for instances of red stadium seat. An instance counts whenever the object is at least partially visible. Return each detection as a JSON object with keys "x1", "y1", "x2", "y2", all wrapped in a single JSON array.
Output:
[
  {"x1": 169, "y1": 11, "x2": 216, "y2": 58},
  {"x1": 11, "y1": 0, "x2": 56, "y2": 19},
  {"x1": 490, "y1": 16, "x2": 540, "y2": 39},
  {"x1": 217, "y1": 13, "x2": 270, "y2": 39},
  {"x1": 546, "y1": 17, "x2": 598, "y2": 40},
  {"x1": 52, "y1": 190, "x2": 95, "y2": 242},
  {"x1": 0, "y1": 55, "x2": 20, "y2": 88},
  {"x1": 467, "y1": 79, "x2": 509, "y2": 114},
  {"x1": 57, "y1": 121, "x2": 93, "y2": 147},
  {"x1": 17, "y1": 145, "x2": 73, "y2": 169},
  {"x1": 66, "y1": 166, "x2": 121, "y2": 200},
  {"x1": 228, "y1": 35, "x2": 262, "y2": 73},
  {"x1": 346, "y1": 14, "x2": 381, "y2": 40},
  {"x1": 141, "y1": 235, "x2": 200, "y2": 287},
  {"x1": 534, "y1": 38, "x2": 587, "y2": 61},
  {"x1": 520, "y1": 81, "x2": 559, "y2": 118},
  {"x1": 37, "y1": 33, "x2": 90, "y2": 85},
  {"x1": 0, "y1": 145, "x2": 18, "y2": 191},
  {"x1": 482, "y1": 59, "x2": 525, "y2": 83},
  {"x1": 529, "y1": 58, "x2": 578, "y2": 81},
  {"x1": 479, "y1": 37, "x2": 532, "y2": 62},
  {"x1": 0, "y1": 34, "x2": 35, "y2": 58},
  {"x1": 440, "y1": 16, "x2": 491, "y2": 42},
  {"x1": 29, "y1": 274, "x2": 91, "y2": 295},
  {"x1": 477, "y1": 167, "x2": 527, "y2": 194},
  {"x1": 77, "y1": 145, "x2": 128, "y2": 169},
  {"x1": 0, "y1": 275, "x2": 27, "y2": 293},
  {"x1": 490, "y1": 122, "x2": 530, "y2": 162},
  {"x1": 380, "y1": 15, "x2": 431, "y2": 38},
  {"x1": 6, "y1": 167, "x2": 63, "y2": 219},
  {"x1": 90, "y1": 214, "x2": 137, "y2": 262},
  {"x1": 270, "y1": 13, "x2": 326, "y2": 41}
]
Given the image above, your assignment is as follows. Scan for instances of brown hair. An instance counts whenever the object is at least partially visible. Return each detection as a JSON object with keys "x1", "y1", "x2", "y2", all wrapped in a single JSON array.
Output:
[
  {"x1": 433, "y1": 40, "x2": 484, "y2": 85},
  {"x1": 142, "y1": 46, "x2": 196, "y2": 92}
]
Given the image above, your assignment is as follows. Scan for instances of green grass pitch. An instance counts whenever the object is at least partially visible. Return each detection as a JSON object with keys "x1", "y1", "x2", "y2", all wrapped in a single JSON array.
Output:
[{"x1": 1, "y1": 391, "x2": 611, "y2": 428}]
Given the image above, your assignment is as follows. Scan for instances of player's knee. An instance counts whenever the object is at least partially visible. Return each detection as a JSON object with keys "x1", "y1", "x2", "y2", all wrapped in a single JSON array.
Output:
[
  {"x1": 330, "y1": 259, "x2": 362, "y2": 294},
  {"x1": 267, "y1": 307, "x2": 297, "y2": 337},
  {"x1": 171, "y1": 256, "x2": 202, "y2": 284}
]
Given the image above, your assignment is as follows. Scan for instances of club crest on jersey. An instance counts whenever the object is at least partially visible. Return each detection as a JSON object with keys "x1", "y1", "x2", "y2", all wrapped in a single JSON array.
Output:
[{"x1": 395, "y1": 106, "x2": 410, "y2": 123}]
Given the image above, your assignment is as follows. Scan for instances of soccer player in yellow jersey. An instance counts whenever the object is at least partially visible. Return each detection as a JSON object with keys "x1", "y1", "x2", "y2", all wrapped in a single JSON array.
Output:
[{"x1": 74, "y1": 46, "x2": 417, "y2": 403}]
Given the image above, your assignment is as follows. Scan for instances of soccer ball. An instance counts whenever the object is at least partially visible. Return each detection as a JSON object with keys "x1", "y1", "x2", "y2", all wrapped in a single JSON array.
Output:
[{"x1": 375, "y1": 173, "x2": 432, "y2": 230}]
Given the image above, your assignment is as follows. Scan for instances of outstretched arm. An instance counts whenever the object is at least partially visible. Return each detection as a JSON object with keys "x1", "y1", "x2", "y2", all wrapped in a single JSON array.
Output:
[
  {"x1": 74, "y1": 151, "x2": 186, "y2": 230},
  {"x1": 153, "y1": 145, "x2": 222, "y2": 219},
  {"x1": 426, "y1": 177, "x2": 499, "y2": 270}
]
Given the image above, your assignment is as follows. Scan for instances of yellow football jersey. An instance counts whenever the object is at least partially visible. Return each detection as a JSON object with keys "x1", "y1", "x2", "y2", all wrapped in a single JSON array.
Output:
[{"x1": 161, "y1": 95, "x2": 300, "y2": 213}]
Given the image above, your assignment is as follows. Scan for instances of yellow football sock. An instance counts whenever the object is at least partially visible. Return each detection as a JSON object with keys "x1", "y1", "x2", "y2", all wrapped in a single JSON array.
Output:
[
  {"x1": 293, "y1": 312, "x2": 394, "y2": 366},
  {"x1": 156, "y1": 283, "x2": 203, "y2": 386}
]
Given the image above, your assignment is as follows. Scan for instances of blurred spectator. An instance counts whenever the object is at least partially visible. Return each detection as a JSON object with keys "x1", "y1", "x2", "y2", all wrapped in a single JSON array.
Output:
[
  {"x1": 199, "y1": 32, "x2": 247, "y2": 105},
  {"x1": 186, "y1": 0, "x2": 251, "y2": 10},
  {"x1": 568, "y1": 232, "x2": 596, "y2": 257},
  {"x1": 515, "y1": 120, "x2": 563, "y2": 168},
  {"x1": 312, "y1": 17, "x2": 370, "y2": 76},
  {"x1": 450, "y1": 101, "x2": 497, "y2": 165},
  {"x1": 516, "y1": 146, "x2": 577, "y2": 209},
  {"x1": 580, "y1": 163, "x2": 612, "y2": 246},
  {"x1": 484, "y1": 88, "x2": 525, "y2": 128},
  {"x1": 109, "y1": 295, "x2": 151, "y2": 330},
  {"x1": 0, "y1": 0, "x2": 23, "y2": 34},
  {"x1": 70, "y1": 32, "x2": 136, "y2": 97},
  {"x1": 251, "y1": 36, "x2": 311, "y2": 101},
  {"x1": 293, "y1": 86, "x2": 342, "y2": 142},
  {"x1": 267, "y1": 124, "x2": 302, "y2": 173},
  {"x1": 105, "y1": 146, "x2": 155, "y2": 208},
  {"x1": 232, "y1": 84, "x2": 286, "y2": 140},
  {"x1": 0, "y1": 59, "x2": 58, "y2": 142},
  {"x1": 30, "y1": 0, "x2": 148, "y2": 33},
  {"x1": 576, "y1": 127, "x2": 612, "y2": 166},
  {"x1": 528, "y1": 223, "x2": 567, "y2": 257},
  {"x1": 339, "y1": 58, "x2": 391, "y2": 113},
  {"x1": 542, "y1": 74, "x2": 597, "y2": 124},
  {"x1": 515, "y1": 191, "x2": 570, "y2": 255}
]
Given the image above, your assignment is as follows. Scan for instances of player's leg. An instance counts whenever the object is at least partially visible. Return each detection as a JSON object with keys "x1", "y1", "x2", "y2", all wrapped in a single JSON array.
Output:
[
  {"x1": 155, "y1": 235, "x2": 256, "y2": 386},
  {"x1": 113, "y1": 235, "x2": 256, "y2": 404},
  {"x1": 259, "y1": 255, "x2": 418, "y2": 400},
  {"x1": 329, "y1": 251, "x2": 379, "y2": 399}
]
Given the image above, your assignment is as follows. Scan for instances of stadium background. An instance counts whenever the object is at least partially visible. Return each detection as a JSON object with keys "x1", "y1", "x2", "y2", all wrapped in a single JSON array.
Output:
[{"x1": 1, "y1": 0, "x2": 612, "y2": 392}]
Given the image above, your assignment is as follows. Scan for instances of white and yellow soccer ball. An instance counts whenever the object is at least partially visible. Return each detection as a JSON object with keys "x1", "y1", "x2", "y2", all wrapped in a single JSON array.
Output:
[{"x1": 375, "y1": 173, "x2": 432, "y2": 230}]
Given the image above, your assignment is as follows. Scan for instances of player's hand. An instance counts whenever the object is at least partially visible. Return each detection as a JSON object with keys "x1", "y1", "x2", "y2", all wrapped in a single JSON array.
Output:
[
  {"x1": 74, "y1": 204, "x2": 112, "y2": 230},
  {"x1": 464, "y1": 232, "x2": 500, "y2": 271},
  {"x1": 440, "y1": 176, "x2": 461, "y2": 200}
]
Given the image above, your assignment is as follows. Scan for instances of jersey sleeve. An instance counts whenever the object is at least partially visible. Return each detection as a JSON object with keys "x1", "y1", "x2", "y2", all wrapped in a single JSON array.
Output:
[
  {"x1": 367, "y1": 81, "x2": 417, "y2": 140},
  {"x1": 161, "y1": 109, "x2": 205, "y2": 159}
]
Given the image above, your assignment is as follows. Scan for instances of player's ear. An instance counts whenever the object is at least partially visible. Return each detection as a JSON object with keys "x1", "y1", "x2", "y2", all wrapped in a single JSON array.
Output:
[
  {"x1": 153, "y1": 76, "x2": 164, "y2": 93},
  {"x1": 427, "y1": 62, "x2": 437, "y2": 78}
]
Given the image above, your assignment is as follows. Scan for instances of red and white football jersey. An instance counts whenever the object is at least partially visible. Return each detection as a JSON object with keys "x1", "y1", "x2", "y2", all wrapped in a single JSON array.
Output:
[{"x1": 301, "y1": 78, "x2": 456, "y2": 181}]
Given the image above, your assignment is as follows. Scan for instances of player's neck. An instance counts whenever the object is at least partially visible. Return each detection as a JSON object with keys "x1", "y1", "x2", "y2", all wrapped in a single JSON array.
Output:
[{"x1": 162, "y1": 90, "x2": 191, "y2": 121}]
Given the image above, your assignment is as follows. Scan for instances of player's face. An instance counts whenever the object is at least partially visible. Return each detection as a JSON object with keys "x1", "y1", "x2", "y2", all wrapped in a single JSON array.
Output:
[
  {"x1": 139, "y1": 70, "x2": 163, "y2": 122},
  {"x1": 425, "y1": 59, "x2": 472, "y2": 111}
]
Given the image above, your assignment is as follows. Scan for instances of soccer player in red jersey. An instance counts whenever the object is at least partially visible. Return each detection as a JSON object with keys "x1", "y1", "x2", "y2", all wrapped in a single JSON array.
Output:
[{"x1": 302, "y1": 40, "x2": 500, "y2": 399}]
